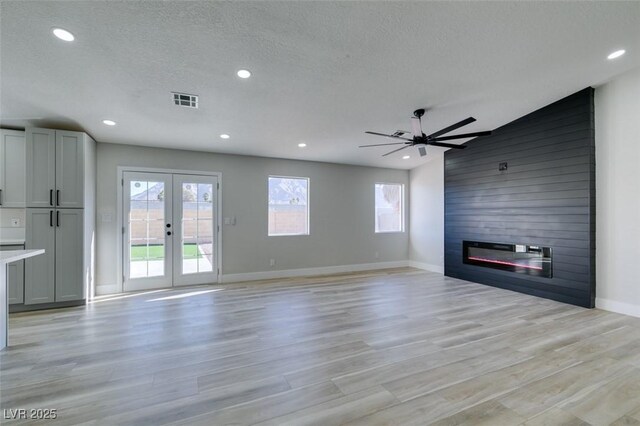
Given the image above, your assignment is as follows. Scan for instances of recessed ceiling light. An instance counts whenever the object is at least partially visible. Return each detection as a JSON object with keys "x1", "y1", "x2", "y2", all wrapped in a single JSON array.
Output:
[
  {"x1": 298, "y1": 143, "x2": 307, "y2": 148},
  {"x1": 220, "y1": 134, "x2": 230, "y2": 139},
  {"x1": 237, "y1": 69, "x2": 251, "y2": 79},
  {"x1": 607, "y1": 49, "x2": 626, "y2": 60},
  {"x1": 102, "y1": 119, "x2": 116, "y2": 126},
  {"x1": 52, "y1": 28, "x2": 74, "y2": 42},
  {"x1": 402, "y1": 155, "x2": 410, "y2": 160}
]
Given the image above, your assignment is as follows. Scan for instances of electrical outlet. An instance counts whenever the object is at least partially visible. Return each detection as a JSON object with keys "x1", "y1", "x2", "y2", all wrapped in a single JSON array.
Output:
[
  {"x1": 269, "y1": 259, "x2": 276, "y2": 267},
  {"x1": 11, "y1": 218, "x2": 21, "y2": 227}
]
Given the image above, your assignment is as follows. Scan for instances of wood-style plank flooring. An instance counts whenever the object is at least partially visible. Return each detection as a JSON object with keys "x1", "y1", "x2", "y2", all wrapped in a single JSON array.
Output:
[{"x1": 2, "y1": 268, "x2": 640, "y2": 425}]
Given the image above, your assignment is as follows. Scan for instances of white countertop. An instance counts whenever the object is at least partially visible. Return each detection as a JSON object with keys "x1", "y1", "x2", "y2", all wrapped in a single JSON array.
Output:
[{"x1": 0, "y1": 249, "x2": 44, "y2": 264}]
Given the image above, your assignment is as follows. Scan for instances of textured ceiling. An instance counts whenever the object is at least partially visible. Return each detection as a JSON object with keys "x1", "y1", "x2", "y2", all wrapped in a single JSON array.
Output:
[{"x1": 1, "y1": 1, "x2": 639, "y2": 169}]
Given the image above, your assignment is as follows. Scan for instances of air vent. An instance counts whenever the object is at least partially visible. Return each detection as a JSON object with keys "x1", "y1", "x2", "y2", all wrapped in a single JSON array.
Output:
[{"x1": 172, "y1": 92, "x2": 198, "y2": 108}]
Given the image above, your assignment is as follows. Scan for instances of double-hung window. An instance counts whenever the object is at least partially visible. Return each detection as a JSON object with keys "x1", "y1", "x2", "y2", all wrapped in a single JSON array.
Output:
[
  {"x1": 268, "y1": 176, "x2": 309, "y2": 236},
  {"x1": 374, "y1": 183, "x2": 404, "y2": 233}
]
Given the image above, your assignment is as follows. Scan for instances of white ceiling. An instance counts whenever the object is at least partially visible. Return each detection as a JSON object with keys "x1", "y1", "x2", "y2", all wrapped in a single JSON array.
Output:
[{"x1": 1, "y1": 1, "x2": 639, "y2": 169}]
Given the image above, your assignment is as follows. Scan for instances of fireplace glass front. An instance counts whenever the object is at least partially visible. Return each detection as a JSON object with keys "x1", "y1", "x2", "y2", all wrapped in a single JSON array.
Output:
[{"x1": 463, "y1": 240, "x2": 552, "y2": 278}]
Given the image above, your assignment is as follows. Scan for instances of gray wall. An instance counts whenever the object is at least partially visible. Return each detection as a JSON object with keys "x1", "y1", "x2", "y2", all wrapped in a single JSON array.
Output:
[
  {"x1": 595, "y1": 67, "x2": 640, "y2": 317},
  {"x1": 444, "y1": 88, "x2": 596, "y2": 308},
  {"x1": 409, "y1": 153, "x2": 444, "y2": 273},
  {"x1": 95, "y1": 143, "x2": 409, "y2": 293}
]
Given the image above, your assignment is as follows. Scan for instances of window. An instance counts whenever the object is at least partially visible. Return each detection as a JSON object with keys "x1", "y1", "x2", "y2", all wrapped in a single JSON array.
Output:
[
  {"x1": 375, "y1": 183, "x2": 404, "y2": 233},
  {"x1": 268, "y1": 176, "x2": 309, "y2": 236}
]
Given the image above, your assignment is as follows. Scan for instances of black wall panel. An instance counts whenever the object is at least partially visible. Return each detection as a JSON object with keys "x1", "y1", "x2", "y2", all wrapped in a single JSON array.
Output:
[{"x1": 444, "y1": 88, "x2": 595, "y2": 308}]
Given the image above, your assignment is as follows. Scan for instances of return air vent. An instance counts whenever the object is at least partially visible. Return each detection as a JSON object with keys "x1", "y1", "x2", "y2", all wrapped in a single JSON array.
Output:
[{"x1": 172, "y1": 92, "x2": 198, "y2": 108}]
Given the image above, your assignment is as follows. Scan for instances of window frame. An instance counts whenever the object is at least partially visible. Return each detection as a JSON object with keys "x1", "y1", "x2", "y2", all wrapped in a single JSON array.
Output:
[
  {"x1": 374, "y1": 182, "x2": 405, "y2": 234},
  {"x1": 267, "y1": 175, "x2": 310, "y2": 237}
]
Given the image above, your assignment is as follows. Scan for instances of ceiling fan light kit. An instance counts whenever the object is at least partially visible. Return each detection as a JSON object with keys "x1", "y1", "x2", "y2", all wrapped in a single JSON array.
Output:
[{"x1": 361, "y1": 108, "x2": 492, "y2": 157}]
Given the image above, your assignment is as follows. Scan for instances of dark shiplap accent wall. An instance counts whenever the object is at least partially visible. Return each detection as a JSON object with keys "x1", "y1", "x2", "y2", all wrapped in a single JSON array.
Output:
[{"x1": 444, "y1": 88, "x2": 595, "y2": 308}]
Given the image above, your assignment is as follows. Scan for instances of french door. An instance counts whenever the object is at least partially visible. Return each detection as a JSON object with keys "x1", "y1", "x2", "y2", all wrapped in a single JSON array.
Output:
[{"x1": 123, "y1": 171, "x2": 219, "y2": 291}]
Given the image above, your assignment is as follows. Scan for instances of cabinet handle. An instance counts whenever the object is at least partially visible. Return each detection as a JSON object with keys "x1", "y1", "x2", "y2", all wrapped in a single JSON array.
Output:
[
  {"x1": 0, "y1": 189, "x2": 2, "y2": 205},
  {"x1": 50, "y1": 210, "x2": 53, "y2": 227},
  {"x1": 49, "y1": 189, "x2": 53, "y2": 206},
  {"x1": 56, "y1": 190, "x2": 60, "y2": 206},
  {"x1": 56, "y1": 211, "x2": 60, "y2": 227}
]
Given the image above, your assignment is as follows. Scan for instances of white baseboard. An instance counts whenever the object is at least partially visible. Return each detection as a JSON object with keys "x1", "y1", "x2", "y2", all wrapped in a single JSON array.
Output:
[
  {"x1": 94, "y1": 260, "x2": 419, "y2": 294},
  {"x1": 221, "y1": 260, "x2": 411, "y2": 283},
  {"x1": 95, "y1": 284, "x2": 119, "y2": 296},
  {"x1": 408, "y1": 260, "x2": 444, "y2": 274},
  {"x1": 596, "y1": 297, "x2": 640, "y2": 318}
]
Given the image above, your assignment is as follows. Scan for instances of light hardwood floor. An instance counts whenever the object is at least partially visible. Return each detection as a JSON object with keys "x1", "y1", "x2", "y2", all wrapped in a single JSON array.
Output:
[{"x1": 2, "y1": 268, "x2": 640, "y2": 425}]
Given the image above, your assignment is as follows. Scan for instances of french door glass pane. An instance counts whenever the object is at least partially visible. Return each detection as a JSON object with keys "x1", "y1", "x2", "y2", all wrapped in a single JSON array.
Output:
[
  {"x1": 181, "y1": 183, "x2": 214, "y2": 274},
  {"x1": 129, "y1": 180, "x2": 165, "y2": 278}
]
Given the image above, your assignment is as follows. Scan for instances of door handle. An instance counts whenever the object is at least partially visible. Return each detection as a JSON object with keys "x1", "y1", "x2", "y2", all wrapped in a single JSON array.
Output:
[
  {"x1": 56, "y1": 211, "x2": 60, "y2": 227},
  {"x1": 50, "y1": 189, "x2": 54, "y2": 206},
  {"x1": 56, "y1": 190, "x2": 60, "y2": 206},
  {"x1": 50, "y1": 210, "x2": 53, "y2": 227}
]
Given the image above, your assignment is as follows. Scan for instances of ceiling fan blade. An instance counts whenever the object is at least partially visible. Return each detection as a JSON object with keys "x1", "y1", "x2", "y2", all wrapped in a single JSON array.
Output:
[
  {"x1": 427, "y1": 117, "x2": 476, "y2": 139},
  {"x1": 410, "y1": 117, "x2": 422, "y2": 138},
  {"x1": 418, "y1": 146, "x2": 427, "y2": 157},
  {"x1": 431, "y1": 131, "x2": 492, "y2": 141},
  {"x1": 359, "y1": 142, "x2": 407, "y2": 148},
  {"x1": 382, "y1": 145, "x2": 411, "y2": 157},
  {"x1": 365, "y1": 131, "x2": 412, "y2": 141},
  {"x1": 427, "y1": 141, "x2": 467, "y2": 149}
]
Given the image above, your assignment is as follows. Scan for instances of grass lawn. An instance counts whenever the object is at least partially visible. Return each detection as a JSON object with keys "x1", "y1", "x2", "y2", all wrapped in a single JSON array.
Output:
[{"x1": 131, "y1": 244, "x2": 201, "y2": 261}]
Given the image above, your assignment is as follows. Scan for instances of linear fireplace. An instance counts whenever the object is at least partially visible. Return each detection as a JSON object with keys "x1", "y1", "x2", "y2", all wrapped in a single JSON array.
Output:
[{"x1": 463, "y1": 241, "x2": 552, "y2": 278}]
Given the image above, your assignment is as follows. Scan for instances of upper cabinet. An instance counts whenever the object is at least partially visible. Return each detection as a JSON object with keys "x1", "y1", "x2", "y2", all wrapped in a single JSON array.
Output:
[
  {"x1": 25, "y1": 128, "x2": 55, "y2": 208},
  {"x1": 0, "y1": 129, "x2": 26, "y2": 207},
  {"x1": 56, "y1": 131, "x2": 85, "y2": 208},
  {"x1": 26, "y1": 128, "x2": 94, "y2": 209}
]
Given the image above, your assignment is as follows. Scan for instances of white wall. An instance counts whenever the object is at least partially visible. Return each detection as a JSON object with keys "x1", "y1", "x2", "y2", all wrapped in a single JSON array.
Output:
[
  {"x1": 95, "y1": 143, "x2": 409, "y2": 294},
  {"x1": 595, "y1": 66, "x2": 640, "y2": 317},
  {"x1": 408, "y1": 153, "x2": 444, "y2": 274}
]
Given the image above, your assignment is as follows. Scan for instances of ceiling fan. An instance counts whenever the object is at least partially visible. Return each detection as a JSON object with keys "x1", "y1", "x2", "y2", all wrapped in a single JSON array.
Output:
[{"x1": 361, "y1": 109, "x2": 492, "y2": 157}]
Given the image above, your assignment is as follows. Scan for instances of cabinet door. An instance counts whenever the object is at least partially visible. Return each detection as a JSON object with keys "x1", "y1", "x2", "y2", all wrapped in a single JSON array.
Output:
[
  {"x1": 0, "y1": 245, "x2": 25, "y2": 304},
  {"x1": 25, "y1": 209, "x2": 55, "y2": 304},
  {"x1": 55, "y1": 131, "x2": 84, "y2": 209},
  {"x1": 7, "y1": 260, "x2": 25, "y2": 304},
  {"x1": 0, "y1": 129, "x2": 26, "y2": 207},
  {"x1": 26, "y1": 128, "x2": 56, "y2": 208},
  {"x1": 55, "y1": 209, "x2": 84, "y2": 301}
]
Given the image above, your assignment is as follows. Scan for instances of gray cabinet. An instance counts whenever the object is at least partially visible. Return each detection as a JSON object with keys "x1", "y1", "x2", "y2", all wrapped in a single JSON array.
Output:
[
  {"x1": 25, "y1": 209, "x2": 56, "y2": 304},
  {"x1": 25, "y1": 208, "x2": 85, "y2": 304},
  {"x1": 56, "y1": 131, "x2": 85, "y2": 209},
  {"x1": 0, "y1": 245, "x2": 25, "y2": 304},
  {"x1": 23, "y1": 127, "x2": 95, "y2": 309},
  {"x1": 0, "y1": 129, "x2": 26, "y2": 207},
  {"x1": 26, "y1": 128, "x2": 86, "y2": 209},
  {"x1": 26, "y1": 128, "x2": 56, "y2": 208},
  {"x1": 54, "y1": 209, "x2": 84, "y2": 301}
]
